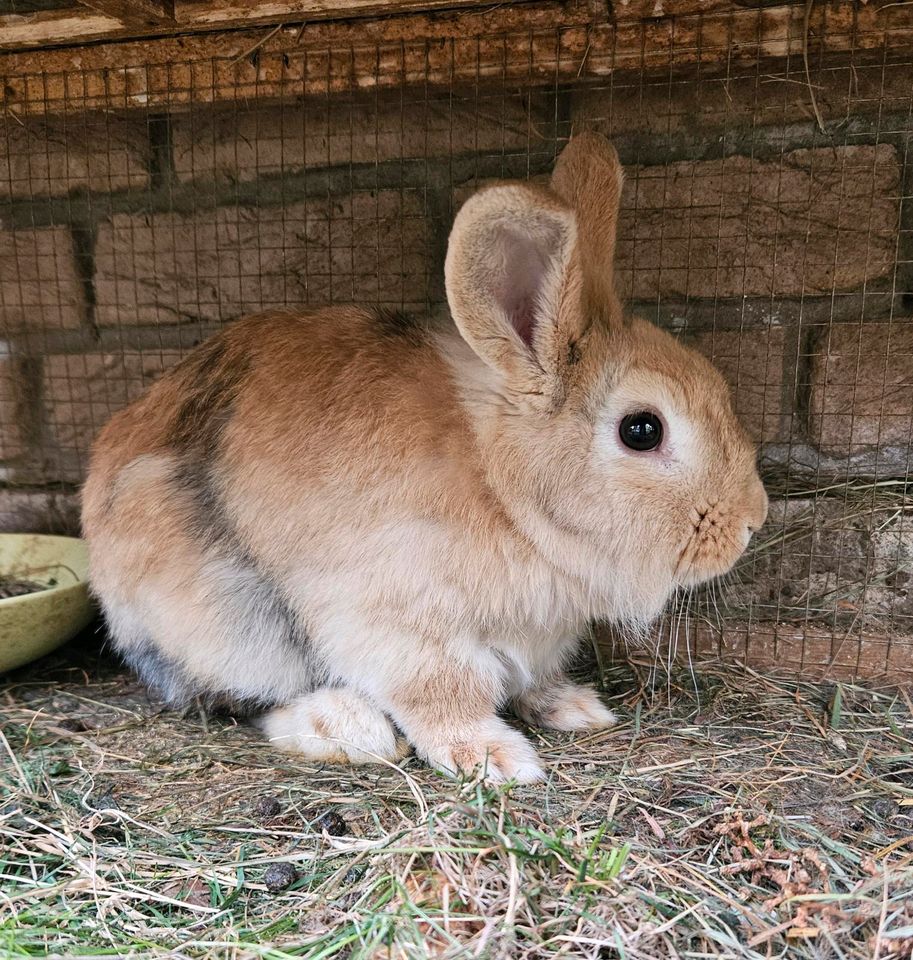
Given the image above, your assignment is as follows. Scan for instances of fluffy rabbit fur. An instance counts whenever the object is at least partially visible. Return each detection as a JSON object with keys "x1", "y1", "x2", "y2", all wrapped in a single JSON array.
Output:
[{"x1": 82, "y1": 133, "x2": 767, "y2": 782}]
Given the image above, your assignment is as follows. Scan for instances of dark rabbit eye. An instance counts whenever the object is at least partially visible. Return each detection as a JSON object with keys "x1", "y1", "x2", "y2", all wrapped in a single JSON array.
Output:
[{"x1": 619, "y1": 411, "x2": 663, "y2": 451}]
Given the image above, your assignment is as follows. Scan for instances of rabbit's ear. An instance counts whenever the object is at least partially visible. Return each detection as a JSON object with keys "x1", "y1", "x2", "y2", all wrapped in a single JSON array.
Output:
[
  {"x1": 550, "y1": 131, "x2": 624, "y2": 316},
  {"x1": 444, "y1": 183, "x2": 584, "y2": 403}
]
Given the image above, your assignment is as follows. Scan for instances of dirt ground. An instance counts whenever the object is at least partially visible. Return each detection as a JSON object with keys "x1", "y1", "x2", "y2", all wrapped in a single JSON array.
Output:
[{"x1": 1, "y1": 626, "x2": 912, "y2": 959}]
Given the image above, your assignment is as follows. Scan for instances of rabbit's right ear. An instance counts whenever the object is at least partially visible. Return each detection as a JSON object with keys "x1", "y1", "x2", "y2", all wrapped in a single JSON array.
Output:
[
  {"x1": 444, "y1": 184, "x2": 583, "y2": 406},
  {"x1": 550, "y1": 132, "x2": 624, "y2": 317}
]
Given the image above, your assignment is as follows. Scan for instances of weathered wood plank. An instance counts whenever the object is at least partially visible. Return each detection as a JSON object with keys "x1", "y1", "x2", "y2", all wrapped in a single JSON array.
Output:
[
  {"x1": 75, "y1": 0, "x2": 175, "y2": 26},
  {"x1": 0, "y1": 0, "x2": 910, "y2": 116},
  {"x1": 0, "y1": 9, "x2": 124, "y2": 48},
  {"x1": 174, "y1": 0, "x2": 540, "y2": 32},
  {"x1": 0, "y1": 0, "x2": 540, "y2": 49}
]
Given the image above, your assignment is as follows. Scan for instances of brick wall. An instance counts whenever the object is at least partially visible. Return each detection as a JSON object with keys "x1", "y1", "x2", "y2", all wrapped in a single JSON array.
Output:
[{"x1": 1, "y1": 54, "x2": 911, "y2": 678}]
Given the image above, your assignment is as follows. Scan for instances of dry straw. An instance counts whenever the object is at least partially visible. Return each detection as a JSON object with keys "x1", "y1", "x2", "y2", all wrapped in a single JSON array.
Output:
[{"x1": 1, "y1": 642, "x2": 911, "y2": 958}]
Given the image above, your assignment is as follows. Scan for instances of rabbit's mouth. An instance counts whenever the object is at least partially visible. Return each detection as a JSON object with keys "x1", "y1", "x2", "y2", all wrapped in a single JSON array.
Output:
[{"x1": 672, "y1": 501, "x2": 754, "y2": 587}]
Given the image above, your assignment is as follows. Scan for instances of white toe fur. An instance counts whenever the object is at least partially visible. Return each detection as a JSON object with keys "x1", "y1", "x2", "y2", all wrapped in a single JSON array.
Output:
[
  {"x1": 419, "y1": 718, "x2": 545, "y2": 784},
  {"x1": 546, "y1": 694, "x2": 617, "y2": 732},
  {"x1": 517, "y1": 681, "x2": 617, "y2": 732},
  {"x1": 259, "y1": 688, "x2": 406, "y2": 764}
]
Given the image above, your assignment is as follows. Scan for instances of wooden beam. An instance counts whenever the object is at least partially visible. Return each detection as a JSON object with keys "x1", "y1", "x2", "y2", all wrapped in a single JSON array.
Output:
[
  {"x1": 0, "y1": 0, "x2": 910, "y2": 116},
  {"x1": 74, "y1": 0, "x2": 176, "y2": 27},
  {"x1": 0, "y1": 9, "x2": 124, "y2": 49}
]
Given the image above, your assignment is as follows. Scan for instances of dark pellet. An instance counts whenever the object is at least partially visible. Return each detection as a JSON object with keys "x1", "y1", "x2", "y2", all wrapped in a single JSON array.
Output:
[
  {"x1": 263, "y1": 862, "x2": 298, "y2": 893},
  {"x1": 254, "y1": 796, "x2": 282, "y2": 818}
]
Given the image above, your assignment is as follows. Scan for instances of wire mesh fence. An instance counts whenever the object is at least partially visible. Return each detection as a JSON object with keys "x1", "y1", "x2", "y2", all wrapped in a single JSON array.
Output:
[{"x1": 0, "y1": 7, "x2": 911, "y2": 680}]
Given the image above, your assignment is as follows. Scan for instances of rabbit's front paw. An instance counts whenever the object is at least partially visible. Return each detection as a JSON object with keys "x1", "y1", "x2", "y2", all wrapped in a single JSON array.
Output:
[
  {"x1": 420, "y1": 720, "x2": 545, "y2": 784},
  {"x1": 516, "y1": 681, "x2": 616, "y2": 732}
]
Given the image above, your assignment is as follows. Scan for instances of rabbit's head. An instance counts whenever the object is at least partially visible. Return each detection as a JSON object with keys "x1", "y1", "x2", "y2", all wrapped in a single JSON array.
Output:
[{"x1": 444, "y1": 132, "x2": 768, "y2": 629}]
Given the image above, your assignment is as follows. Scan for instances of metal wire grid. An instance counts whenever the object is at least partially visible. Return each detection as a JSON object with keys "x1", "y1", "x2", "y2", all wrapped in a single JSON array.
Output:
[{"x1": 0, "y1": 14, "x2": 910, "y2": 678}]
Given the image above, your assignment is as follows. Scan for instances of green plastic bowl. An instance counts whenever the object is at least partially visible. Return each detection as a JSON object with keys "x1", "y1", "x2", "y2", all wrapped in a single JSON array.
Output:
[{"x1": 0, "y1": 534, "x2": 94, "y2": 674}]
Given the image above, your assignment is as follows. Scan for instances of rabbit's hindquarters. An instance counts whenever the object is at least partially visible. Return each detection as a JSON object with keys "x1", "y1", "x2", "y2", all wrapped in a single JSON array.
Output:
[{"x1": 87, "y1": 451, "x2": 320, "y2": 711}]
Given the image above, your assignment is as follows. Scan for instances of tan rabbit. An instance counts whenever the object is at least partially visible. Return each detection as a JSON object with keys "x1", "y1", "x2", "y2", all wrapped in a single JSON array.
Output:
[{"x1": 81, "y1": 132, "x2": 768, "y2": 783}]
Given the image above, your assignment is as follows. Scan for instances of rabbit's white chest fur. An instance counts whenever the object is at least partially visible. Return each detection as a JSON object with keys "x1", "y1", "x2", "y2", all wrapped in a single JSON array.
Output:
[{"x1": 270, "y1": 506, "x2": 593, "y2": 707}]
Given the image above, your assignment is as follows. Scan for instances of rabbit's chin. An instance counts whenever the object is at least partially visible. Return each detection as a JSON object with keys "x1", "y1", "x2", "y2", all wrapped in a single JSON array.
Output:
[
  {"x1": 614, "y1": 550, "x2": 741, "y2": 631},
  {"x1": 606, "y1": 578, "x2": 679, "y2": 641},
  {"x1": 610, "y1": 576, "x2": 720, "y2": 650},
  {"x1": 673, "y1": 543, "x2": 747, "y2": 591}
]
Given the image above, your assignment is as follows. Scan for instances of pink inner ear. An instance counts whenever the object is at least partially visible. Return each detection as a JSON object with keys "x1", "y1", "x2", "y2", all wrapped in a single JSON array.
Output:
[
  {"x1": 509, "y1": 294, "x2": 537, "y2": 346},
  {"x1": 493, "y1": 224, "x2": 557, "y2": 350}
]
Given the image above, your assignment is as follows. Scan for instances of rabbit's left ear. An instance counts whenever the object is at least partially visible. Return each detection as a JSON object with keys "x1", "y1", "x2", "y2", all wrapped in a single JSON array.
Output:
[
  {"x1": 444, "y1": 183, "x2": 586, "y2": 406},
  {"x1": 550, "y1": 131, "x2": 625, "y2": 318}
]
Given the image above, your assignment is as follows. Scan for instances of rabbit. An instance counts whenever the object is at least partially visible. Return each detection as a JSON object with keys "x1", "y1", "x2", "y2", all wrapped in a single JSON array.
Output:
[{"x1": 81, "y1": 132, "x2": 768, "y2": 783}]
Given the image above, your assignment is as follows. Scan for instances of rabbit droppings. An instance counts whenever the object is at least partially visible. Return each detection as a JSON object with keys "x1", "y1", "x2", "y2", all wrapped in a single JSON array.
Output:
[{"x1": 82, "y1": 133, "x2": 768, "y2": 783}]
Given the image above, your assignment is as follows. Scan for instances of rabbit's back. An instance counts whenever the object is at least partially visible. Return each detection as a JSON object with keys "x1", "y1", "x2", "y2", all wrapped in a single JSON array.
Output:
[{"x1": 85, "y1": 306, "x2": 450, "y2": 516}]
